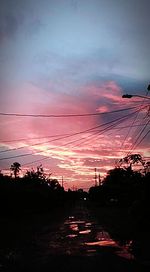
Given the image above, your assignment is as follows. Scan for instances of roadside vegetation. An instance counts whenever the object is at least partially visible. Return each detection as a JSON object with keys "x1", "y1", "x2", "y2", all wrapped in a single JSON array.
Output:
[
  {"x1": 89, "y1": 154, "x2": 150, "y2": 261},
  {"x1": 0, "y1": 153, "x2": 150, "y2": 262}
]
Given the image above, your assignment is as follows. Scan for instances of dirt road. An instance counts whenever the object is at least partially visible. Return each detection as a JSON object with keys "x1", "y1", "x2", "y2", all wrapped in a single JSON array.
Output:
[{"x1": 0, "y1": 200, "x2": 149, "y2": 271}]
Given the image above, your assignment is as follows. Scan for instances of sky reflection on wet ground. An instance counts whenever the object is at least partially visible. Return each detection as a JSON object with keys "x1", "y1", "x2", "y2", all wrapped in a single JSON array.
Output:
[
  {"x1": 45, "y1": 208, "x2": 134, "y2": 260},
  {"x1": 0, "y1": 203, "x2": 143, "y2": 272}
]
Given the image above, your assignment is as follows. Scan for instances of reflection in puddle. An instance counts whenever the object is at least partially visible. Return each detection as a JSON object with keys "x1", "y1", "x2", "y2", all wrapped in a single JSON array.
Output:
[
  {"x1": 85, "y1": 237, "x2": 134, "y2": 260},
  {"x1": 85, "y1": 240, "x2": 116, "y2": 247},
  {"x1": 85, "y1": 222, "x2": 92, "y2": 227},
  {"x1": 79, "y1": 230, "x2": 91, "y2": 235},
  {"x1": 96, "y1": 231, "x2": 110, "y2": 241},
  {"x1": 56, "y1": 215, "x2": 134, "y2": 260},
  {"x1": 65, "y1": 220, "x2": 85, "y2": 225},
  {"x1": 70, "y1": 224, "x2": 78, "y2": 231},
  {"x1": 116, "y1": 250, "x2": 134, "y2": 259},
  {"x1": 116, "y1": 240, "x2": 134, "y2": 260},
  {"x1": 66, "y1": 234, "x2": 78, "y2": 238}
]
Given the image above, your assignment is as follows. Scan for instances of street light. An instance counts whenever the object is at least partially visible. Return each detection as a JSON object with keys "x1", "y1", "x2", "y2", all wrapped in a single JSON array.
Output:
[{"x1": 122, "y1": 84, "x2": 150, "y2": 100}]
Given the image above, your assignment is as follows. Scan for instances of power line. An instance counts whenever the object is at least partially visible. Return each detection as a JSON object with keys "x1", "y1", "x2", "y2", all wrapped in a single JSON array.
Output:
[
  {"x1": 0, "y1": 106, "x2": 147, "y2": 163},
  {"x1": 71, "y1": 113, "x2": 135, "y2": 149},
  {"x1": 13, "y1": 109, "x2": 144, "y2": 166},
  {"x1": 120, "y1": 111, "x2": 141, "y2": 151},
  {"x1": 106, "y1": 123, "x2": 149, "y2": 136},
  {"x1": 0, "y1": 153, "x2": 33, "y2": 161},
  {"x1": 0, "y1": 133, "x2": 70, "y2": 143},
  {"x1": 127, "y1": 119, "x2": 150, "y2": 154},
  {"x1": 121, "y1": 89, "x2": 150, "y2": 154},
  {"x1": 69, "y1": 108, "x2": 146, "y2": 149},
  {"x1": 0, "y1": 122, "x2": 147, "y2": 145},
  {"x1": 0, "y1": 126, "x2": 102, "y2": 154},
  {"x1": 22, "y1": 156, "x2": 51, "y2": 167},
  {"x1": 132, "y1": 129, "x2": 150, "y2": 151},
  {"x1": 0, "y1": 106, "x2": 140, "y2": 118},
  {"x1": 0, "y1": 107, "x2": 141, "y2": 155}
]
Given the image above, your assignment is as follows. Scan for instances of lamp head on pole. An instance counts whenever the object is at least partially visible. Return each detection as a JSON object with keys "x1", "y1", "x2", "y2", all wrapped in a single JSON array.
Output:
[{"x1": 122, "y1": 94, "x2": 133, "y2": 98}]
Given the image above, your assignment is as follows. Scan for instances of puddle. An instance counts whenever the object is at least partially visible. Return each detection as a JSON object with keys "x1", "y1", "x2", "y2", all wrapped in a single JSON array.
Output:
[
  {"x1": 85, "y1": 222, "x2": 92, "y2": 227},
  {"x1": 66, "y1": 234, "x2": 78, "y2": 238},
  {"x1": 79, "y1": 230, "x2": 91, "y2": 234},
  {"x1": 64, "y1": 220, "x2": 85, "y2": 225},
  {"x1": 69, "y1": 224, "x2": 78, "y2": 231},
  {"x1": 96, "y1": 231, "x2": 111, "y2": 241},
  {"x1": 85, "y1": 240, "x2": 116, "y2": 246},
  {"x1": 85, "y1": 233, "x2": 134, "y2": 260},
  {"x1": 116, "y1": 250, "x2": 134, "y2": 259},
  {"x1": 46, "y1": 214, "x2": 134, "y2": 260}
]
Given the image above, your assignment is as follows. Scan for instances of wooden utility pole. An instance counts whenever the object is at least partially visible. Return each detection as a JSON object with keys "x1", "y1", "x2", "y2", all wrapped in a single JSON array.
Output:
[
  {"x1": 98, "y1": 173, "x2": 101, "y2": 186},
  {"x1": 94, "y1": 168, "x2": 97, "y2": 186}
]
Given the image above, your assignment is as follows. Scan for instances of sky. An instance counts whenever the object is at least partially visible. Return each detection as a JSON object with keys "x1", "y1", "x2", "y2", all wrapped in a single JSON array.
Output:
[{"x1": 0, "y1": 0, "x2": 150, "y2": 190}]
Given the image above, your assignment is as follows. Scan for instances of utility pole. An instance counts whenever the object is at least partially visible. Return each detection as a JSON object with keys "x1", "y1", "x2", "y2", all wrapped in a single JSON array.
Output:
[
  {"x1": 98, "y1": 173, "x2": 101, "y2": 186},
  {"x1": 62, "y1": 176, "x2": 64, "y2": 187},
  {"x1": 94, "y1": 168, "x2": 97, "y2": 186}
]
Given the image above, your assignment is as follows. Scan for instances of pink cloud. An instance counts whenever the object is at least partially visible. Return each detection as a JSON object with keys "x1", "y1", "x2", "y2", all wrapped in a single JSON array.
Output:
[
  {"x1": 97, "y1": 105, "x2": 109, "y2": 113},
  {"x1": 0, "y1": 80, "x2": 149, "y2": 190}
]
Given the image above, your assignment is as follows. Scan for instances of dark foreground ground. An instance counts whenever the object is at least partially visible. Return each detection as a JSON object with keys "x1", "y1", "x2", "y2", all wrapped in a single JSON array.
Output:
[{"x1": 0, "y1": 200, "x2": 150, "y2": 272}]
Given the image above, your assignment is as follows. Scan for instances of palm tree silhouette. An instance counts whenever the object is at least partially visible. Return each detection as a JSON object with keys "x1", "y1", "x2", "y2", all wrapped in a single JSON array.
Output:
[{"x1": 10, "y1": 162, "x2": 21, "y2": 178}]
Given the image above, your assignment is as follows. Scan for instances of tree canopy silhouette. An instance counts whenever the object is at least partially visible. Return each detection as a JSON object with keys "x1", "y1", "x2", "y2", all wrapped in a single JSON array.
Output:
[{"x1": 119, "y1": 154, "x2": 144, "y2": 171}]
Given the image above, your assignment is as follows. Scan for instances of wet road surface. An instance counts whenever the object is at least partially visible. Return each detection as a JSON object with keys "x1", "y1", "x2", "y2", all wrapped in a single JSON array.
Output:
[{"x1": 0, "y1": 201, "x2": 149, "y2": 272}]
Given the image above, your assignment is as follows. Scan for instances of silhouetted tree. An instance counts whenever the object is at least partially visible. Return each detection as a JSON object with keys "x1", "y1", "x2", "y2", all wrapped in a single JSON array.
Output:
[
  {"x1": 25, "y1": 168, "x2": 36, "y2": 179},
  {"x1": 10, "y1": 162, "x2": 21, "y2": 178},
  {"x1": 36, "y1": 164, "x2": 45, "y2": 179},
  {"x1": 25, "y1": 165, "x2": 46, "y2": 182},
  {"x1": 119, "y1": 154, "x2": 144, "y2": 171},
  {"x1": 104, "y1": 167, "x2": 131, "y2": 185},
  {"x1": 48, "y1": 179, "x2": 61, "y2": 190},
  {"x1": 0, "y1": 170, "x2": 3, "y2": 177},
  {"x1": 143, "y1": 161, "x2": 150, "y2": 175},
  {"x1": 94, "y1": 165, "x2": 143, "y2": 206}
]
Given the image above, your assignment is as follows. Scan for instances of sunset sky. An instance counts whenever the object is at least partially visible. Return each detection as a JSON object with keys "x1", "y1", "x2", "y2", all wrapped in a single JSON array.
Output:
[{"x1": 0, "y1": 0, "x2": 150, "y2": 190}]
